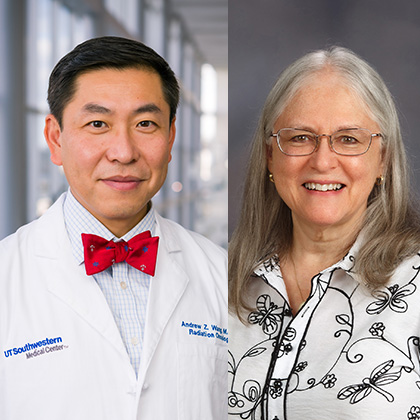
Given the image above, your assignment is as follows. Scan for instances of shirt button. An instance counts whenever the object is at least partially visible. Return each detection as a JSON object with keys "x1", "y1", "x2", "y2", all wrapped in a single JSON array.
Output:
[
  {"x1": 131, "y1": 336, "x2": 139, "y2": 346},
  {"x1": 120, "y1": 281, "x2": 127, "y2": 289},
  {"x1": 127, "y1": 386, "x2": 136, "y2": 395}
]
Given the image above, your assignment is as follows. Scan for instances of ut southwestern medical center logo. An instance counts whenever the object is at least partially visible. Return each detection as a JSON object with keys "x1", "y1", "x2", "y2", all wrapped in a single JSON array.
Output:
[{"x1": 4, "y1": 336, "x2": 69, "y2": 360}]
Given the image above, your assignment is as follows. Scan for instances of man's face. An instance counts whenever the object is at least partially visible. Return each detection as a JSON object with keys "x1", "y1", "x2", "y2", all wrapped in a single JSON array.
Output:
[{"x1": 44, "y1": 67, "x2": 176, "y2": 237}]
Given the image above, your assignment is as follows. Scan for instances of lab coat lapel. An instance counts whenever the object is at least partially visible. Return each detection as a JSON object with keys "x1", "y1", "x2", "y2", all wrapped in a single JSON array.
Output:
[
  {"x1": 34, "y1": 196, "x2": 130, "y2": 363},
  {"x1": 138, "y1": 215, "x2": 190, "y2": 382}
]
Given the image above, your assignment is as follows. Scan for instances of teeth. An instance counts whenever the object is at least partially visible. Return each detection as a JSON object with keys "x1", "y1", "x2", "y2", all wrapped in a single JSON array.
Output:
[{"x1": 304, "y1": 183, "x2": 343, "y2": 191}]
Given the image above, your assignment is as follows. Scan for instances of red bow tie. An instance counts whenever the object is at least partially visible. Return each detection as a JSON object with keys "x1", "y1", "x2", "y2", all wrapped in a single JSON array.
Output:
[{"x1": 81, "y1": 231, "x2": 159, "y2": 276}]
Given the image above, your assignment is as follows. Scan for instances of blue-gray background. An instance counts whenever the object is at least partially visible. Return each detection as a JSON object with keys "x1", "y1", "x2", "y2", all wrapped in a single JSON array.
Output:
[{"x1": 229, "y1": 0, "x2": 420, "y2": 237}]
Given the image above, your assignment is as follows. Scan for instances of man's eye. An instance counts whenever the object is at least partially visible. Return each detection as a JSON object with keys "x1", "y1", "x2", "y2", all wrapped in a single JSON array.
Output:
[
  {"x1": 89, "y1": 121, "x2": 106, "y2": 128},
  {"x1": 138, "y1": 121, "x2": 155, "y2": 128}
]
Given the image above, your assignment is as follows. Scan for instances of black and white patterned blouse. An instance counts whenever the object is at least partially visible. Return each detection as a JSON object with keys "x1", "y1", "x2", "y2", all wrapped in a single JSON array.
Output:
[{"x1": 228, "y1": 242, "x2": 420, "y2": 419}]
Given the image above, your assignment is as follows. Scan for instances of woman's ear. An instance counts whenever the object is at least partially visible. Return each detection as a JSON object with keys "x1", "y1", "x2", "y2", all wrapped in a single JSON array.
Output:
[
  {"x1": 44, "y1": 114, "x2": 63, "y2": 166},
  {"x1": 376, "y1": 142, "x2": 387, "y2": 182}
]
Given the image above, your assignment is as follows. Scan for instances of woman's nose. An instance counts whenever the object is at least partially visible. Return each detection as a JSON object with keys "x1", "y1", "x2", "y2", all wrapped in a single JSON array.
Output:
[{"x1": 309, "y1": 135, "x2": 338, "y2": 170}]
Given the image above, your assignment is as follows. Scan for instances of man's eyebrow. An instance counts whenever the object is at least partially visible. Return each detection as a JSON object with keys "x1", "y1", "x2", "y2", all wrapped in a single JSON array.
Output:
[
  {"x1": 80, "y1": 103, "x2": 163, "y2": 116},
  {"x1": 81, "y1": 103, "x2": 112, "y2": 114},
  {"x1": 133, "y1": 103, "x2": 163, "y2": 115}
]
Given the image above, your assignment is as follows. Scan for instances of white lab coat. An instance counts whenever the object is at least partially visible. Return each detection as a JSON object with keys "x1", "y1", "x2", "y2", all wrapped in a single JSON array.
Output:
[{"x1": 0, "y1": 194, "x2": 227, "y2": 420}]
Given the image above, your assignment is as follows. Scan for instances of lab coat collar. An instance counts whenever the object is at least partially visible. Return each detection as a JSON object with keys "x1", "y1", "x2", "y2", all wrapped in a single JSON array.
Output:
[{"x1": 137, "y1": 212, "x2": 189, "y2": 388}]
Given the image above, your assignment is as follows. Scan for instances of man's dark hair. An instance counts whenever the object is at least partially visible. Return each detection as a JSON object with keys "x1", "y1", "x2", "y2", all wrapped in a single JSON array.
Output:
[{"x1": 47, "y1": 36, "x2": 180, "y2": 128}]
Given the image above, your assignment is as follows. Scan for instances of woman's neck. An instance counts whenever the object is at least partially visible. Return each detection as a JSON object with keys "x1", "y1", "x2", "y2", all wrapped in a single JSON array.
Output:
[
  {"x1": 290, "y1": 217, "x2": 360, "y2": 272},
  {"x1": 281, "y1": 218, "x2": 360, "y2": 315}
]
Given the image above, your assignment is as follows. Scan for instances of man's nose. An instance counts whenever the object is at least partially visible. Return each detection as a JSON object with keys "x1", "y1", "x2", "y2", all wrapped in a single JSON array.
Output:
[{"x1": 106, "y1": 128, "x2": 140, "y2": 163}]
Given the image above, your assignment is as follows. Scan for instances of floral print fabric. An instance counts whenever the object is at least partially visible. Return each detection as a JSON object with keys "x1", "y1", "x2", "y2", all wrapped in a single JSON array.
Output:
[{"x1": 228, "y1": 245, "x2": 420, "y2": 419}]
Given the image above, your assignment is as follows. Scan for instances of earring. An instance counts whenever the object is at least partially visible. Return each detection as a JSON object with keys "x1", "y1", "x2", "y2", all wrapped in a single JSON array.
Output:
[
  {"x1": 268, "y1": 173, "x2": 275, "y2": 183},
  {"x1": 376, "y1": 175, "x2": 384, "y2": 186}
]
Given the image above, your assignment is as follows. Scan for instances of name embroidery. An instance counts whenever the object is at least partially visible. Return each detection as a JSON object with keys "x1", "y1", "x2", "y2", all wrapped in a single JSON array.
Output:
[{"x1": 181, "y1": 321, "x2": 228, "y2": 343}]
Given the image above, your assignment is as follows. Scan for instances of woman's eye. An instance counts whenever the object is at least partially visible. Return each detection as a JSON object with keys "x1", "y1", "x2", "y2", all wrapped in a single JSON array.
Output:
[
  {"x1": 291, "y1": 135, "x2": 310, "y2": 142},
  {"x1": 341, "y1": 136, "x2": 358, "y2": 144}
]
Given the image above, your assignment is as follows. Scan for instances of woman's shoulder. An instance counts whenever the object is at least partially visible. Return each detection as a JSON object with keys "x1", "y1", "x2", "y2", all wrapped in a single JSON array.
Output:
[{"x1": 390, "y1": 251, "x2": 420, "y2": 283}]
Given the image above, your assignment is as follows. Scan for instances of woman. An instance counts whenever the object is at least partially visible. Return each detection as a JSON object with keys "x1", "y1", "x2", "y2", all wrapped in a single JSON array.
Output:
[{"x1": 228, "y1": 47, "x2": 420, "y2": 419}]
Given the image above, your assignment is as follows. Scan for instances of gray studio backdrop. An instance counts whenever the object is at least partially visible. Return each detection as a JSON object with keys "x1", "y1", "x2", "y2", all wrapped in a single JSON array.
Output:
[{"x1": 229, "y1": 0, "x2": 420, "y2": 238}]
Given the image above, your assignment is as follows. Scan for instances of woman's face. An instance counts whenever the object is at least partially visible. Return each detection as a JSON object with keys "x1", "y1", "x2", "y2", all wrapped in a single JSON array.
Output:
[{"x1": 267, "y1": 70, "x2": 384, "y2": 234}]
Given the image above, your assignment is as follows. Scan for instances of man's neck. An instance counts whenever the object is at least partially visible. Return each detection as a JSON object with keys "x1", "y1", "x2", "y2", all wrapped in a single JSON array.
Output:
[{"x1": 98, "y1": 203, "x2": 151, "y2": 238}]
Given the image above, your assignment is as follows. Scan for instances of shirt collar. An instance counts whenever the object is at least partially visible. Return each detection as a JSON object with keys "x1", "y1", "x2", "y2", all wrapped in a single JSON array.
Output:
[
  {"x1": 254, "y1": 235, "x2": 361, "y2": 285},
  {"x1": 63, "y1": 189, "x2": 157, "y2": 265}
]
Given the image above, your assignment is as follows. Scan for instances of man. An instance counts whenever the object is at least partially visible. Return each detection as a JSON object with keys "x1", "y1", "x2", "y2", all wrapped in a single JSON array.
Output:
[{"x1": 0, "y1": 37, "x2": 227, "y2": 419}]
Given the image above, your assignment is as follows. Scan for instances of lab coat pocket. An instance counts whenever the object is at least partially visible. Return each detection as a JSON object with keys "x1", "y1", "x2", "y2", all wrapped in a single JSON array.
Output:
[{"x1": 177, "y1": 341, "x2": 227, "y2": 420}]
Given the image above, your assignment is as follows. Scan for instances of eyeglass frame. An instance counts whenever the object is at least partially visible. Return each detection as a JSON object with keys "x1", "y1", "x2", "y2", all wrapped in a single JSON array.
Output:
[{"x1": 270, "y1": 127, "x2": 383, "y2": 157}]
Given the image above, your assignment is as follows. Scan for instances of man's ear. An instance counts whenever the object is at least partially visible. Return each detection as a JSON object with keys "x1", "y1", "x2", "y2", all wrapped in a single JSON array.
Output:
[
  {"x1": 44, "y1": 114, "x2": 63, "y2": 166},
  {"x1": 167, "y1": 117, "x2": 176, "y2": 163}
]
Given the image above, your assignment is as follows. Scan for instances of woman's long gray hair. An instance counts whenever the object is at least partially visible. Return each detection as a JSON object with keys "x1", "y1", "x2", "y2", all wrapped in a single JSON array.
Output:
[{"x1": 229, "y1": 46, "x2": 420, "y2": 317}]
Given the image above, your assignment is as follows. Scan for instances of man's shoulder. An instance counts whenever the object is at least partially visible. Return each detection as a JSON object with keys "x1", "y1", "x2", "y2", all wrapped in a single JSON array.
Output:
[
  {"x1": 0, "y1": 215, "x2": 40, "y2": 252},
  {"x1": 155, "y1": 213, "x2": 227, "y2": 260},
  {"x1": 0, "y1": 194, "x2": 66, "y2": 255}
]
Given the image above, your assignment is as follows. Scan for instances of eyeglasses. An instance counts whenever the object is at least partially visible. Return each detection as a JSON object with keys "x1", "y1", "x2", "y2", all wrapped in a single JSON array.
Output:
[{"x1": 270, "y1": 128, "x2": 383, "y2": 156}]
